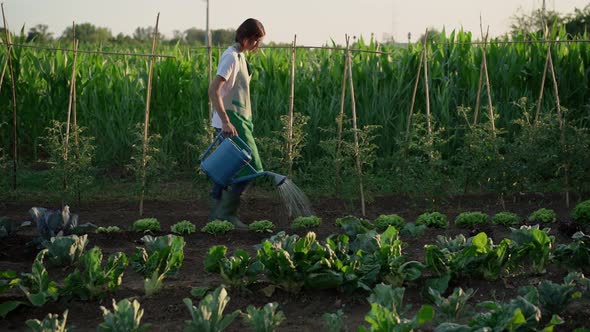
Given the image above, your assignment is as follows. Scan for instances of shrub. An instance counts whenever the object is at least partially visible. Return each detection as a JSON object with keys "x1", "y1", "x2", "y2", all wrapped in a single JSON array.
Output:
[
  {"x1": 292, "y1": 216, "x2": 322, "y2": 229},
  {"x1": 96, "y1": 226, "x2": 122, "y2": 234},
  {"x1": 132, "y1": 218, "x2": 161, "y2": 232},
  {"x1": 492, "y1": 212, "x2": 520, "y2": 226},
  {"x1": 528, "y1": 208, "x2": 557, "y2": 223},
  {"x1": 201, "y1": 220, "x2": 235, "y2": 235},
  {"x1": 416, "y1": 212, "x2": 448, "y2": 228},
  {"x1": 572, "y1": 200, "x2": 590, "y2": 225},
  {"x1": 454, "y1": 212, "x2": 489, "y2": 228},
  {"x1": 171, "y1": 220, "x2": 196, "y2": 235},
  {"x1": 373, "y1": 214, "x2": 405, "y2": 231},
  {"x1": 248, "y1": 220, "x2": 275, "y2": 233}
]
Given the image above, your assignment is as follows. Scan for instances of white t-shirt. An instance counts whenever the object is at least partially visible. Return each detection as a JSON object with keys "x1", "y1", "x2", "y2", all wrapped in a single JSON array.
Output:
[{"x1": 212, "y1": 45, "x2": 240, "y2": 128}]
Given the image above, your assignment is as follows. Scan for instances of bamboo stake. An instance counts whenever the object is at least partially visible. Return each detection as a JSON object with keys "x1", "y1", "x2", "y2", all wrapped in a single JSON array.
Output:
[
  {"x1": 422, "y1": 30, "x2": 432, "y2": 139},
  {"x1": 346, "y1": 37, "x2": 366, "y2": 216},
  {"x1": 0, "y1": 55, "x2": 7, "y2": 94},
  {"x1": 335, "y1": 35, "x2": 350, "y2": 197},
  {"x1": 480, "y1": 28, "x2": 496, "y2": 137},
  {"x1": 64, "y1": 39, "x2": 79, "y2": 163},
  {"x1": 473, "y1": 19, "x2": 489, "y2": 126},
  {"x1": 405, "y1": 43, "x2": 424, "y2": 145},
  {"x1": 535, "y1": 46, "x2": 551, "y2": 126},
  {"x1": 139, "y1": 13, "x2": 160, "y2": 216},
  {"x1": 207, "y1": 30, "x2": 213, "y2": 141},
  {"x1": 287, "y1": 34, "x2": 297, "y2": 177},
  {"x1": 1, "y1": 4, "x2": 18, "y2": 190}
]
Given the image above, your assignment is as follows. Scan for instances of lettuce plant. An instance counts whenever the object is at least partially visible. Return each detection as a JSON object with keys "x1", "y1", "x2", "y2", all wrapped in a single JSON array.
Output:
[
  {"x1": 131, "y1": 235, "x2": 185, "y2": 296},
  {"x1": 322, "y1": 309, "x2": 346, "y2": 332},
  {"x1": 201, "y1": 220, "x2": 234, "y2": 235},
  {"x1": 43, "y1": 234, "x2": 88, "y2": 267},
  {"x1": 292, "y1": 216, "x2": 322, "y2": 229},
  {"x1": 428, "y1": 287, "x2": 474, "y2": 322},
  {"x1": 373, "y1": 214, "x2": 405, "y2": 232},
  {"x1": 572, "y1": 199, "x2": 590, "y2": 225},
  {"x1": 454, "y1": 212, "x2": 488, "y2": 228},
  {"x1": 98, "y1": 298, "x2": 151, "y2": 332},
  {"x1": 132, "y1": 218, "x2": 161, "y2": 232},
  {"x1": 510, "y1": 225, "x2": 553, "y2": 274},
  {"x1": 183, "y1": 286, "x2": 239, "y2": 332},
  {"x1": 248, "y1": 220, "x2": 275, "y2": 233},
  {"x1": 63, "y1": 247, "x2": 128, "y2": 300},
  {"x1": 26, "y1": 310, "x2": 69, "y2": 332},
  {"x1": 554, "y1": 232, "x2": 590, "y2": 272},
  {"x1": 96, "y1": 226, "x2": 122, "y2": 234},
  {"x1": 204, "y1": 245, "x2": 263, "y2": 291},
  {"x1": 416, "y1": 212, "x2": 448, "y2": 228},
  {"x1": 400, "y1": 223, "x2": 427, "y2": 238},
  {"x1": 18, "y1": 249, "x2": 59, "y2": 307},
  {"x1": 528, "y1": 208, "x2": 557, "y2": 223},
  {"x1": 171, "y1": 220, "x2": 196, "y2": 235},
  {"x1": 492, "y1": 212, "x2": 520, "y2": 226},
  {"x1": 242, "y1": 302, "x2": 285, "y2": 332}
]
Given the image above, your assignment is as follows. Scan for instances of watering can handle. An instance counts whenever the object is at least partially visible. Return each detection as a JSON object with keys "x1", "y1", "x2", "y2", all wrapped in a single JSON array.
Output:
[{"x1": 199, "y1": 133, "x2": 252, "y2": 162}]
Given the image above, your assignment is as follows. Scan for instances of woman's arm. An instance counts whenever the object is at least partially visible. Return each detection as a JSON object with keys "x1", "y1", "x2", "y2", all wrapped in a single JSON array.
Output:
[{"x1": 208, "y1": 75, "x2": 237, "y2": 137}]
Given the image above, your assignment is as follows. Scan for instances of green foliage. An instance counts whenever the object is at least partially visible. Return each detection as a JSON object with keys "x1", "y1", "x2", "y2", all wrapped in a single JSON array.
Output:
[
  {"x1": 98, "y1": 299, "x2": 151, "y2": 332},
  {"x1": 183, "y1": 286, "x2": 240, "y2": 332},
  {"x1": 204, "y1": 245, "x2": 263, "y2": 291},
  {"x1": 291, "y1": 216, "x2": 322, "y2": 229},
  {"x1": 171, "y1": 220, "x2": 197, "y2": 235},
  {"x1": 43, "y1": 120, "x2": 95, "y2": 203},
  {"x1": 454, "y1": 212, "x2": 489, "y2": 228},
  {"x1": 528, "y1": 208, "x2": 557, "y2": 223},
  {"x1": 510, "y1": 225, "x2": 553, "y2": 274},
  {"x1": 492, "y1": 212, "x2": 520, "y2": 226},
  {"x1": 400, "y1": 223, "x2": 427, "y2": 238},
  {"x1": 63, "y1": 247, "x2": 128, "y2": 300},
  {"x1": 95, "y1": 226, "x2": 122, "y2": 233},
  {"x1": 373, "y1": 214, "x2": 405, "y2": 232},
  {"x1": 131, "y1": 235, "x2": 185, "y2": 296},
  {"x1": 554, "y1": 232, "x2": 590, "y2": 273},
  {"x1": 322, "y1": 309, "x2": 346, "y2": 332},
  {"x1": 26, "y1": 310, "x2": 69, "y2": 332},
  {"x1": 416, "y1": 212, "x2": 448, "y2": 228},
  {"x1": 429, "y1": 287, "x2": 474, "y2": 322},
  {"x1": 18, "y1": 250, "x2": 59, "y2": 307},
  {"x1": 248, "y1": 220, "x2": 275, "y2": 233},
  {"x1": 0, "y1": 217, "x2": 19, "y2": 238},
  {"x1": 242, "y1": 302, "x2": 285, "y2": 332},
  {"x1": 201, "y1": 220, "x2": 235, "y2": 235},
  {"x1": 43, "y1": 234, "x2": 88, "y2": 267},
  {"x1": 572, "y1": 200, "x2": 590, "y2": 224},
  {"x1": 132, "y1": 218, "x2": 161, "y2": 232},
  {"x1": 0, "y1": 270, "x2": 23, "y2": 318}
]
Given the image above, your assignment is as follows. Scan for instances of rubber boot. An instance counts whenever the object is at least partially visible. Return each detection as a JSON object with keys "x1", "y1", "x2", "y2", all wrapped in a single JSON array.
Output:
[
  {"x1": 216, "y1": 190, "x2": 248, "y2": 230},
  {"x1": 208, "y1": 198, "x2": 221, "y2": 222}
]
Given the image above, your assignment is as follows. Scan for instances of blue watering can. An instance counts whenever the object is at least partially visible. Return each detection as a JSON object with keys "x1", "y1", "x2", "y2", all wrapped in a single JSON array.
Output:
[{"x1": 200, "y1": 133, "x2": 287, "y2": 187}]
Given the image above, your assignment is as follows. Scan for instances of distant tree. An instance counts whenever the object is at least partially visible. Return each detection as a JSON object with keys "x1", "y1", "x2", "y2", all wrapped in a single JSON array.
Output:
[
  {"x1": 26, "y1": 24, "x2": 53, "y2": 43},
  {"x1": 211, "y1": 29, "x2": 235, "y2": 46},
  {"x1": 61, "y1": 23, "x2": 113, "y2": 43},
  {"x1": 184, "y1": 27, "x2": 205, "y2": 45},
  {"x1": 509, "y1": 8, "x2": 564, "y2": 37},
  {"x1": 564, "y1": 5, "x2": 590, "y2": 36},
  {"x1": 418, "y1": 28, "x2": 441, "y2": 44}
]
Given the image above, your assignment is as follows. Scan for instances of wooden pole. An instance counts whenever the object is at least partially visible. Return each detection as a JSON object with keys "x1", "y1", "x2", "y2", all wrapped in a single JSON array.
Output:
[
  {"x1": 64, "y1": 39, "x2": 79, "y2": 163},
  {"x1": 405, "y1": 44, "x2": 424, "y2": 145},
  {"x1": 346, "y1": 38, "x2": 366, "y2": 216},
  {"x1": 335, "y1": 35, "x2": 350, "y2": 197},
  {"x1": 422, "y1": 30, "x2": 432, "y2": 140},
  {"x1": 1, "y1": 4, "x2": 18, "y2": 190},
  {"x1": 207, "y1": 29, "x2": 213, "y2": 141},
  {"x1": 480, "y1": 26, "x2": 496, "y2": 137},
  {"x1": 535, "y1": 46, "x2": 551, "y2": 126},
  {"x1": 287, "y1": 34, "x2": 297, "y2": 177},
  {"x1": 139, "y1": 13, "x2": 160, "y2": 216},
  {"x1": 473, "y1": 20, "x2": 489, "y2": 126}
]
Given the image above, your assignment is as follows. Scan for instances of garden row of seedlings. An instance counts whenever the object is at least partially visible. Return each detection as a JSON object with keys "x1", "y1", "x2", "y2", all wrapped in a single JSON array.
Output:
[{"x1": 1, "y1": 199, "x2": 590, "y2": 331}]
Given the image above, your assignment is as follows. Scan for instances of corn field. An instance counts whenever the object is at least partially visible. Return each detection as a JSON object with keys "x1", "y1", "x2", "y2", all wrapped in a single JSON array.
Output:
[{"x1": 1, "y1": 28, "x2": 590, "y2": 196}]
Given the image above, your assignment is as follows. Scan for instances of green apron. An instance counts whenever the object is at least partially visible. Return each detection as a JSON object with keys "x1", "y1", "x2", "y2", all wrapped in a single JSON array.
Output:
[{"x1": 222, "y1": 44, "x2": 263, "y2": 176}]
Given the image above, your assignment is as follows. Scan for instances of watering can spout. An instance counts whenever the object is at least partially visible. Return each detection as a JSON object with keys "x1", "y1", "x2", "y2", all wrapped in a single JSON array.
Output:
[{"x1": 231, "y1": 171, "x2": 287, "y2": 187}]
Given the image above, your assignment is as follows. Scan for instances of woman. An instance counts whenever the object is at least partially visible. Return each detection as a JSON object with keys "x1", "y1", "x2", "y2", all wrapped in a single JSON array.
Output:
[{"x1": 207, "y1": 18, "x2": 266, "y2": 229}]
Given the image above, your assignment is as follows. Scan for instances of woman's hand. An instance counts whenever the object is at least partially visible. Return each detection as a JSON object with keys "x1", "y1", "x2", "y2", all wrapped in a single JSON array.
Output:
[{"x1": 221, "y1": 121, "x2": 237, "y2": 137}]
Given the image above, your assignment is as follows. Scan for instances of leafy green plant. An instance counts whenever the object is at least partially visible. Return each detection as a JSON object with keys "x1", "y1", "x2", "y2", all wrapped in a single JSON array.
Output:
[
  {"x1": 428, "y1": 287, "x2": 474, "y2": 322},
  {"x1": 373, "y1": 214, "x2": 405, "y2": 232},
  {"x1": 248, "y1": 220, "x2": 275, "y2": 233},
  {"x1": 554, "y1": 232, "x2": 590, "y2": 273},
  {"x1": 519, "y1": 279, "x2": 578, "y2": 317},
  {"x1": 510, "y1": 225, "x2": 553, "y2": 274},
  {"x1": 18, "y1": 249, "x2": 59, "y2": 307},
  {"x1": 98, "y1": 298, "x2": 151, "y2": 332},
  {"x1": 292, "y1": 216, "x2": 322, "y2": 229},
  {"x1": 336, "y1": 216, "x2": 375, "y2": 237},
  {"x1": 400, "y1": 223, "x2": 427, "y2": 238},
  {"x1": 242, "y1": 302, "x2": 285, "y2": 332},
  {"x1": 204, "y1": 245, "x2": 263, "y2": 291},
  {"x1": 43, "y1": 234, "x2": 88, "y2": 267},
  {"x1": 201, "y1": 220, "x2": 235, "y2": 235},
  {"x1": 416, "y1": 212, "x2": 448, "y2": 228},
  {"x1": 63, "y1": 247, "x2": 128, "y2": 300},
  {"x1": 572, "y1": 199, "x2": 590, "y2": 225},
  {"x1": 96, "y1": 226, "x2": 122, "y2": 233},
  {"x1": 171, "y1": 220, "x2": 196, "y2": 235},
  {"x1": 183, "y1": 286, "x2": 240, "y2": 332},
  {"x1": 454, "y1": 212, "x2": 488, "y2": 228},
  {"x1": 492, "y1": 212, "x2": 520, "y2": 226},
  {"x1": 131, "y1": 235, "x2": 185, "y2": 296},
  {"x1": 528, "y1": 208, "x2": 557, "y2": 223},
  {"x1": 132, "y1": 218, "x2": 161, "y2": 232},
  {"x1": 0, "y1": 270, "x2": 23, "y2": 318},
  {"x1": 0, "y1": 217, "x2": 19, "y2": 238},
  {"x1": 25, "y1": 310, "x2": 69, "y2": 332},
  {"x1": 322, "y1": 310, "x2": 346, "y2": 332}
]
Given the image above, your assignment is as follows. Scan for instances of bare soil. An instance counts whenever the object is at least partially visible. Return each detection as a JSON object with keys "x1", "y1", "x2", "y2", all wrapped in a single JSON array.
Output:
[{"x1": 1, "y1": 192, "x2": 589, "y2": 331}]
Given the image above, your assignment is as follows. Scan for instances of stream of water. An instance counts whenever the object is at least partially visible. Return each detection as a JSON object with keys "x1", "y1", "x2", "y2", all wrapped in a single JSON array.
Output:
[{"x1": 276, "y1": 178, "x2": 314, "y2": 218}]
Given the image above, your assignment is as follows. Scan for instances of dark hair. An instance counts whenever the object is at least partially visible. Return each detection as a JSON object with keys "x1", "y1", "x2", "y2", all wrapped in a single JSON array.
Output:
[{"x1": 235, "y1": 18, "x2": 265, "y2": 43}]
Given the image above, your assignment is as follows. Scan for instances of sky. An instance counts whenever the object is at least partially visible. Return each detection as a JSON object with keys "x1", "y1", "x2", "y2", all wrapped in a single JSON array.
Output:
[{"x1": 5, "y1": 0, "x2": 589, "y2": 45}]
